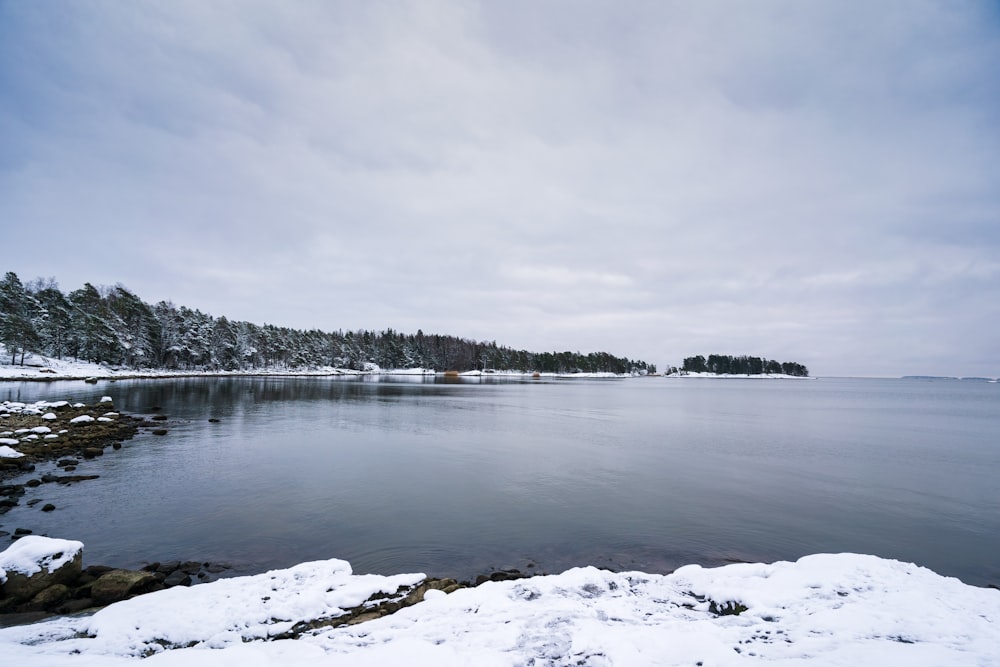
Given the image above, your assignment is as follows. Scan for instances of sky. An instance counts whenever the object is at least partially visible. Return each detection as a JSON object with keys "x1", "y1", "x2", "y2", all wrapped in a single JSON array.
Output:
[{"x1": 1, "y1": 1, "x2": 998, "y2": 378}]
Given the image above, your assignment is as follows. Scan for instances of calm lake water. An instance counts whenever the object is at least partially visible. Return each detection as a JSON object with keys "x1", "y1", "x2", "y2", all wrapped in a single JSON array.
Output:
[{"x1": 2, "y1": 376, "x2": 998, "y2": 586}]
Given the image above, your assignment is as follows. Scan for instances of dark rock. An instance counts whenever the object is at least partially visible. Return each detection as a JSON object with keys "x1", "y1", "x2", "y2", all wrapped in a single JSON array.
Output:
[
  {"x1": 41, "y1": 503, "x2": 56, "y2": 512},
  {"x1": 63, "y1": 466, "x2": 76, "y2": 472},
  {"x1": 152, "y1": 415, "x2": 168, "y2": 421},
  {"x1": 91, "y1": 570, "x2": 158, "y2": 605},
  {"x1": 13, "y1": 528, "x2": 32, "y2": 535},
  {"x1": 142, "y1": 562, "x2": 161, "y2": 572},
  {"x1": 56, "y1": 598, "x2": 96, "y2": 614},
  {"x1": 208, "y1": 418, "x2": 221, "y2": 423},
  {"x1": 163, "y1": 570, "x2": 192, "y2": 587},
  {"x1": 25, "y1": 479, "x2": 41, "y2": 487},
  {"x1": 82, "y1": 448, "x2": 104, "y2": 458},
  {"x1": 179, "y1": 560, "x2": 202, "y2": 574},
  {"x1": 30, "y1": 583, "x2": 70, "y2": 609},
  {"x1": 0, "y1": 498, "x2": 17, "y2": 508},
  {"x1": 204, "y1": 563, "x2": 228, "y2": 574},
  {"x1": 57, "y1": 459, "x2": 79, "y2": 467},
  {"x1": 54, "y1": 475, "x2": 100, "y2": 484},
  {"x1": 112, "y1": 442, "x2": 122, "y2": 450},
  {"x1": 151, "y1": 429, "x2": 168, "y2": 436},
  {"x1": 25, "y1": 499, "x2": 41, "y2": 507},
  {"x1": 156, "y1": 560, "x2": 181, "y2": 574},
  {"x1": 84, "y1": 565, "x2": 115, "y2": 577}
]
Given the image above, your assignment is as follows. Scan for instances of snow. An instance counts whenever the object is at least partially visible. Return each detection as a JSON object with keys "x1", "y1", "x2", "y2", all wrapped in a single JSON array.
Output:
[
  {"x1": 69, "y1": 415, "x2": 95, "y2": 423},
  {"x1": 0, "y1": 444, "x2": 23, "y2": 457},
  {"x1": 0, "y1": 536, "x2": 83, "y2": 580},
  {"x1": 100, "y1": 396, "x2": 114, "y2": 403},
  {"x1": 1, "y1": 552, "x2": 998, "y2": 666}
]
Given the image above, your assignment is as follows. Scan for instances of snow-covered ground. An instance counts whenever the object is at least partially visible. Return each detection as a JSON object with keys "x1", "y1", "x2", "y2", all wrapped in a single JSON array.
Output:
[{"x1": 1, "y1": 545, "x2": 998, "y2": 667}]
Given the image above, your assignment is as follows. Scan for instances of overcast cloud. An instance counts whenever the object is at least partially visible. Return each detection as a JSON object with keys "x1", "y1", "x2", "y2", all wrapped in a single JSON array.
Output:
[{"x1": 2, "y1": 1, "x2": 998, "y2": 376}]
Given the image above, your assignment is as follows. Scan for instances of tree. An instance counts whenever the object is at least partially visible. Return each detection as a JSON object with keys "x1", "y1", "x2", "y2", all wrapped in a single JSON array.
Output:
[{"x1": 0, "y1": 271, "x2": 41, "y2": 364}]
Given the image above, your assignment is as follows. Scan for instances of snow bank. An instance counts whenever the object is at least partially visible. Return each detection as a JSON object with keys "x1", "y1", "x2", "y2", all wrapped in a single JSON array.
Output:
[{"x1": 1, "y1": 553, "x2": 997, "y2": 666}]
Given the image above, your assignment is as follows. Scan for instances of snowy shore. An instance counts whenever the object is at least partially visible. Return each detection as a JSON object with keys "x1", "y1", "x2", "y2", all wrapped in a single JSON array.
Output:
[
  {"x1": 0, "y1": 354, "x2": 640, "y2": 382},
  {"x1": 1, "y1": 541, "x2": 998, "y2": 666}
]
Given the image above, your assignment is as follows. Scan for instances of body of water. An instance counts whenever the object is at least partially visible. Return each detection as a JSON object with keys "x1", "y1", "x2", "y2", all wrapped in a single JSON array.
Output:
[{"x1": 2, "y1": 376, "x2": 998, "y2": 586}]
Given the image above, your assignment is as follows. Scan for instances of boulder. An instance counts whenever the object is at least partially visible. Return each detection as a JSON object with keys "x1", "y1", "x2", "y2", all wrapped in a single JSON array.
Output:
[
  {"x1": 30, "y1": 583, "x2": 69, "y2": 609},
  {"x1": 91, "y1": 569, "x2": 158, "y2": 605},
  {"x1": 0, "y1": 536, "x2": 84, "y2": 603},
  {"x1": 163, "y1": 570, "x2": 192, "y2": 587}
]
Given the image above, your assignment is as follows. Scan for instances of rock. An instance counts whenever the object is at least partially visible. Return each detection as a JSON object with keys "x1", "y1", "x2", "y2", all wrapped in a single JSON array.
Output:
[
  {"x1": 91, "y1": 569, "x2": 158, "y2": 605},
  {"x1": 163, "y1": 570, "x2": 192, "y2": 587},
  {"x1": 82, "y1": 448, "x2": 104, "y2": 458},
  {"x1": 142, "y1": 562, "x2": 161, "y2": 572},
  {"x1": 25, "y1": 479, "x2": 41, "y2": 487},
  {"x1": 204, "y1": 563, "x2": 228, "y2": 574},
  {"x1": 0, "y1": 536, "x2": 83, "y2": 602},
  {"x1": 156, "y1": 560, "x2": 180, "y2": 574},
  {"x1": 179, "y1": 560, "x2": 202, "y2": 574},
  {"x1": 57, "y1": 459, "x2": 79, "y2": 467},
  {"x1": 13, "y1": 528, "x2": 32, "y2": 535},
  {"x1": 84, "y1": 564, "x2": 115, "y2": 577},
  {"x1": 151, "y1": 429, "x2": 168, "y2": 436},
  {"x1": 30, "y1": 583, "x2": 70, "y2": 609},
  {"x1": 57, "y1": 598, "x2": 95, "y2": 614},
  {"x1": 112, "y1": 442, "x2": 122, "y2": 450},
  {"x1": 41, "y1": 503, "x2": 55, "y2": 512},
  {"x1": 151, "y1": 415, "x2": 168, "y2": 421},
  {"x1": 208, "y1": 418, "x2": 221, "y2": 423}
]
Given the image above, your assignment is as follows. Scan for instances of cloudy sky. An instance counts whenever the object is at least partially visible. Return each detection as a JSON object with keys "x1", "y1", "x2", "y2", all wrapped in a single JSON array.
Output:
[{"x1": 1, "y1": 1, "x2": 998, "y2": 377}]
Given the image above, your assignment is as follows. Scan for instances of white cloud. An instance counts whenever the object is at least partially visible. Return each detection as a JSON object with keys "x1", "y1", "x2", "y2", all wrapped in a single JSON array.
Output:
[{"x1": 1, "y1": 0, "x2": 998, "y2": 376}]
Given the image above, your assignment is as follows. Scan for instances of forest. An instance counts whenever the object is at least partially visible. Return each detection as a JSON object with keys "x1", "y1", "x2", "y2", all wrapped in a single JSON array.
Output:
[
  {"x1": 676, "y1": 354, "x2": 809, "y2": 377},
  {"x1": 0, "y1": 271, "x2": 654, "y2": 375}
]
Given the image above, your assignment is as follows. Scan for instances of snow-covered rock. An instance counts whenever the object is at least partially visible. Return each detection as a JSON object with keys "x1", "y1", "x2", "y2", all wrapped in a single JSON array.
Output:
[
  {"x1": 69, "y1": 415, "x2": 95, "y2": 424},
  {"x1": 0, "y1": 444, "x2": 23, "y2": 457},
  {"x1": 0, "y1": 536, "x2": 84, "y2": 600}
]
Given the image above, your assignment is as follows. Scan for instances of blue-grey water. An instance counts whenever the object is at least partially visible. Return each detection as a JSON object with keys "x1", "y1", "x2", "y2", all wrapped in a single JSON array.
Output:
[{"x1": 2, "y1": 376, "x2": 998, "y2": 586}]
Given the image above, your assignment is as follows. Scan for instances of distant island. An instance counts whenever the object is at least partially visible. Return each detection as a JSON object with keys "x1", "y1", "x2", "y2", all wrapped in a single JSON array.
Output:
[
  {"x1": 665, "y1": 354, "x2": 809, "y2": 377},
  {"x1": 0, "y1": 271, "x2": 654, "y2": 376}
]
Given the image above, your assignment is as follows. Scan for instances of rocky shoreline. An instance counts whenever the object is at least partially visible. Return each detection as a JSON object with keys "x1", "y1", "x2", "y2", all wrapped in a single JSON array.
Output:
[
  {"x1": 1, "y1": 399, "x2": 537, "y2": 628},
  {"x1": 0, "y1": 543, "x2": 534, "y2": 629}
]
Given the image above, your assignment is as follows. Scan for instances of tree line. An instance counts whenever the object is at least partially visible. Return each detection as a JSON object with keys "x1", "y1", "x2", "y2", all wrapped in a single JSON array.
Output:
[
  {"x1": 0, "y1": 271, "x2": 654, "y2": 375},
  {"x1": 676, "y1": 354, "x2": 808, "y2": 377}
]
